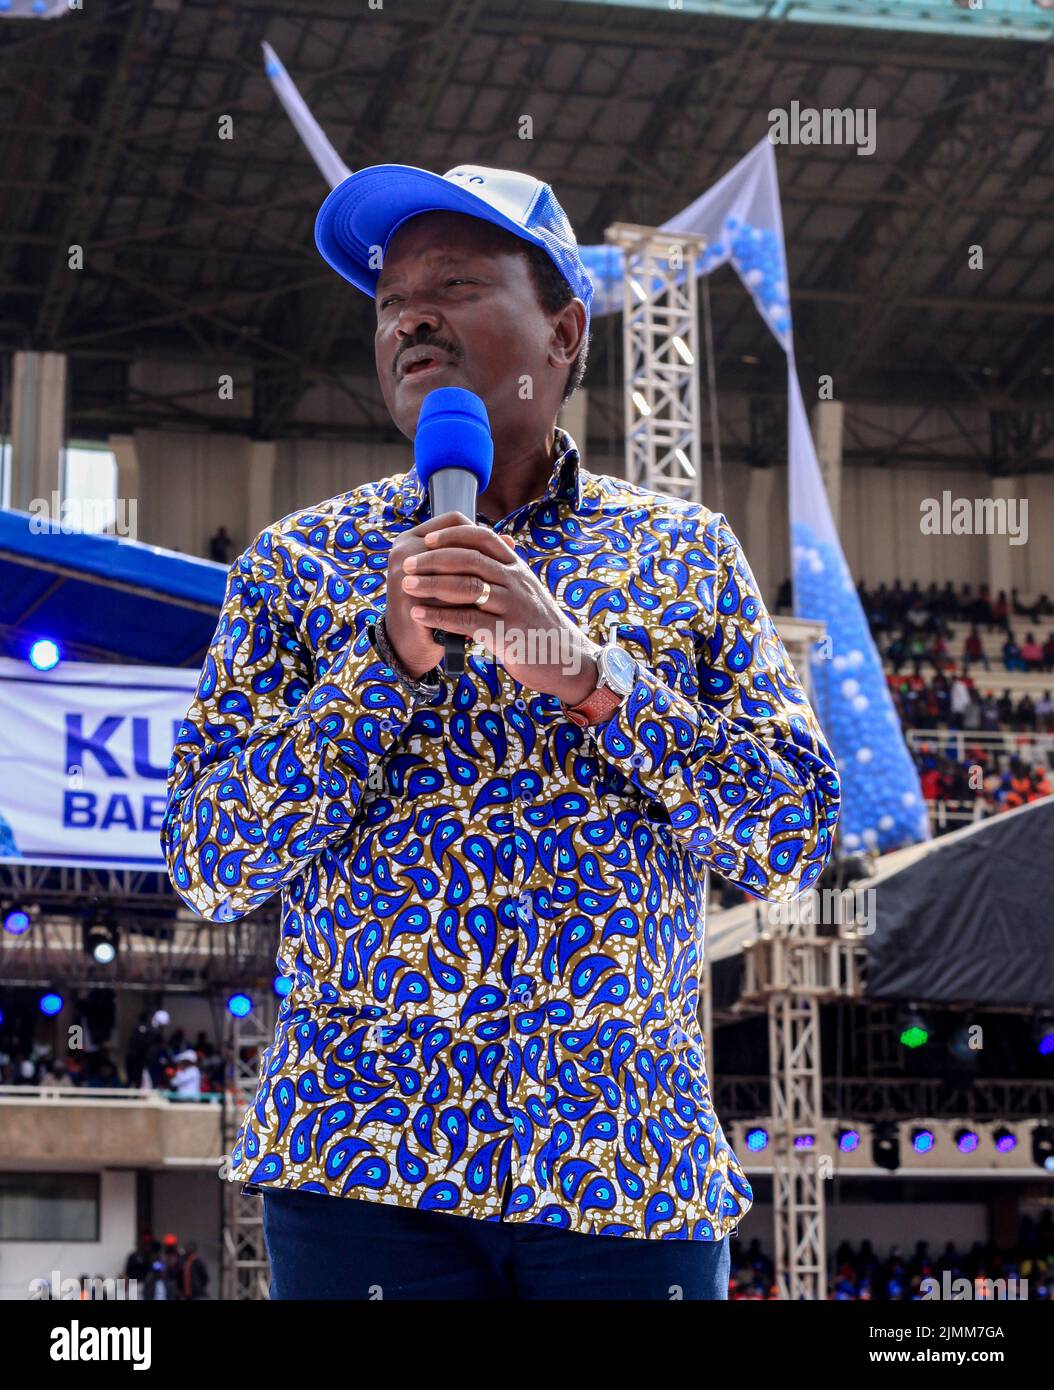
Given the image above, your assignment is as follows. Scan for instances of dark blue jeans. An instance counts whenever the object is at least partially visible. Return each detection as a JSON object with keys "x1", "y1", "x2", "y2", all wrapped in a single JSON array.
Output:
[{"x1": 261, "y1": 1181, "x2": 730, "y2": 1300}]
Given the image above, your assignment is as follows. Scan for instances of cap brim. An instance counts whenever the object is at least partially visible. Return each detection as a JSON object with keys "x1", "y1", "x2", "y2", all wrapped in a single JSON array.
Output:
[{"x1": 314, "y1": 164, "x2": 550, "y2": 300}]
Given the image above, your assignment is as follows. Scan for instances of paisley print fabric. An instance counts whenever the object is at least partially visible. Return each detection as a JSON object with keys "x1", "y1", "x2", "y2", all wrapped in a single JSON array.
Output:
[{"x1": 162, "y1": 427, "x2": 840, "y2": 1240}]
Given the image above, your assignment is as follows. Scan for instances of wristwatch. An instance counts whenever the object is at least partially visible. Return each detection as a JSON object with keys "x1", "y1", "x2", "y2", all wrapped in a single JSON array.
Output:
[
  {"x1": 368, "y1": 614, "x2": 442, "y2": 704},
  {"x1": 563, "y1": 635, "x2": 639, "y2": 728}
]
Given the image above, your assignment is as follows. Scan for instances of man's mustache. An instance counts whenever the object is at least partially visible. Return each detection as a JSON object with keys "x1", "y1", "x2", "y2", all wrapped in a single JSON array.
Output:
[{"x1": 393, "y1": 335, "x2": 462, "y2": 378}]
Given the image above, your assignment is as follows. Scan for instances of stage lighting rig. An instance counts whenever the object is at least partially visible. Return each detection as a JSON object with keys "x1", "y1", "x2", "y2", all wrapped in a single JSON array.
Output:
[{"x1": 82, "y1": 902, "x2": 119, "y2": 966}]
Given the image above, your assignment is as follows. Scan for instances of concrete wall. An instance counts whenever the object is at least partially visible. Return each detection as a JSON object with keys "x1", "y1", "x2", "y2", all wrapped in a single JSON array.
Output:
[
  {"x1": 0, "y1": 1099, "x2": 221, "y2": 1168},
  {"x1": 0, "y1": 1168, "x2": 136, "y2": 1302}
]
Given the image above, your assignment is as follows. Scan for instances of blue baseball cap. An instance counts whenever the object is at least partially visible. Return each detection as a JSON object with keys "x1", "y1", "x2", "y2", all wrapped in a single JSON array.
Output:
[{"x1": 315, "y1": 163, "x2": 594, "y2": 328}]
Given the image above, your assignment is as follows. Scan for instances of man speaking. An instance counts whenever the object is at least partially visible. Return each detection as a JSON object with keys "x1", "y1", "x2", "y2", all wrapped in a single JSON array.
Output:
[{"x1": 162, "y1": 163, "x2": 840, "y2": 1300}]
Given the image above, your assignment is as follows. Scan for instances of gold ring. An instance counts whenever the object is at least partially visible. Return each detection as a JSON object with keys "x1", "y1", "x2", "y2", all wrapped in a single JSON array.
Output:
[{"x1": 475, "y1": 580, "x2": 492, "y2": 608}]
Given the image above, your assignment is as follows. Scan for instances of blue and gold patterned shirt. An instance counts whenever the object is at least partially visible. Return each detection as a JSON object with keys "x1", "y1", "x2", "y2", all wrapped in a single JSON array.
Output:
[{"x1": 162, "y1": 427, "x2": 839, "y2": 1240}]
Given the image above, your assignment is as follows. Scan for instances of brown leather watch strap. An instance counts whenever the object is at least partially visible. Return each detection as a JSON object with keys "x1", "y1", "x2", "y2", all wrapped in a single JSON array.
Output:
[{"x1": 563, "y1": 683, "x2": 624, "y2": 728}]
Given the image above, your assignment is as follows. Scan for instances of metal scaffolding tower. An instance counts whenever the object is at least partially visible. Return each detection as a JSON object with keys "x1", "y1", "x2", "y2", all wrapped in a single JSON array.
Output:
[
  {"x1": 220, "y1": 994, "x2": 277, "y2": 1301},
  {"x1": 606, "y1": 222, "x2": 708, "y2": 504},
  {"x1": 741, "y1": 911, "x2": 865, "y2": 1299}
]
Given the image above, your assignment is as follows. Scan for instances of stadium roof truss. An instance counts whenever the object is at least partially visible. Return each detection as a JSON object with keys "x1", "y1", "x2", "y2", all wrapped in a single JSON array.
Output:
[{"x1": 0, "y1": 0, "x2": 1051, "y2": 470}]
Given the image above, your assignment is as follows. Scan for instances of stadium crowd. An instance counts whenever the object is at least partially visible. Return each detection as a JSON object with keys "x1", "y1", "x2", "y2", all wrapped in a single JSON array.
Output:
[
  {"x1": 775, "y1": 577, "x2": 1054, "y2": 830},
  {"x1": 730, "y1": 1214, "x2": 1054, "y2": 1300},
  {"x1": 0, "y1": 1007, "x2": 223, "y2": 1099}
]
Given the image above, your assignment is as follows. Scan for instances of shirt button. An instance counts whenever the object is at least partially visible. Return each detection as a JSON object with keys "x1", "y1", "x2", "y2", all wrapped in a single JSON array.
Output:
[
  {"x1": 379, "y1": 717, "x2": 394, "y2": 732},
  {"x1": 630, "y1": 752, "x2": 645, "y2": 768},
  {"x1": 514, "y1": 697, "x2": 527, "y2": 712}
]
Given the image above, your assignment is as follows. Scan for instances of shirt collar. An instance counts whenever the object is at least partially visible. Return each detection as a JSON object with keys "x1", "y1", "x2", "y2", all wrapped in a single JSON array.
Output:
[{"x1": 393, "y1": 426, "x2": 583, "y2": 522}]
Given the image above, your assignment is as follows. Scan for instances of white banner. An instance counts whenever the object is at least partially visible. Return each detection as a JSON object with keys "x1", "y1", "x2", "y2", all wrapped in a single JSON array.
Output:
[{"x1": 0, "y1": 658, "x2": 197, "y2": 869}]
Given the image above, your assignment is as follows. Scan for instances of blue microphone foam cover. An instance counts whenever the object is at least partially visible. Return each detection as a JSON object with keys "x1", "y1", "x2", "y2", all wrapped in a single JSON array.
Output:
[{"x1": 413, "y1": 387, "x2": 494, "y2": 491}]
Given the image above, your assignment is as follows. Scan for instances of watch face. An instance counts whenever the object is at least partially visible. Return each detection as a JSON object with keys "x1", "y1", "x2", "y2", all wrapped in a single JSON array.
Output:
[{"x1": 599, "y1": 644, "x2": 637, "y2": 696}]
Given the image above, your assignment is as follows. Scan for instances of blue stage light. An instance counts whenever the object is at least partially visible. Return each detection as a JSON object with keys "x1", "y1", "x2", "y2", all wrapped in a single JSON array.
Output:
[
  {"x1": 227, "y1": 992, "x2": 253, "y2": 1018},
  {"x1": 3, "y1": 906, "x2": 31, "y2": 935},
  {"x1": 794, "y1": 1134, "x2": 815, "y2": 1149},
  {"x1": 745, "y1": 1126, "x2": 769, "y2": 1152},
  {"x1": 838, "y1": 1127, "x2": 861, "y2": 1153},
  {"x1": 993, "y1": 1127, "x2": 1017, "y2": 1153},
  {"x1": 912, "y1": 1127, "x2": 936, "y2": 1155},
  {"x1": 956, "y1": 1128, "x2": 979, "y2": 1154},
  {"x1": 40, "y1": 992, "x2": 64, "y2": 1016},
  {"x1": 273, "y1": 975, "x2": 293, "y2": 998},
  {"x1": 29, "y1": 639, "x2": 61, "y2": 671}
]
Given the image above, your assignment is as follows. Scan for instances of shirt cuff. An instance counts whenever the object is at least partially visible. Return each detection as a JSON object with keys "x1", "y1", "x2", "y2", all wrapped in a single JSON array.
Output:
[{"x1": 591, "y1": 662, "x2": 773, "y2": 874}]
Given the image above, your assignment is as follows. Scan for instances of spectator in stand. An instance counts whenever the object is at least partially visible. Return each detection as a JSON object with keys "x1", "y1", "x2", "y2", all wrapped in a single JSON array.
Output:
[
  {"x1": 208, "y1": 526, "x2": 233, "y2": 565},
  {"x1": 908, "y1": 630, "x2": 928, "y2": 676},
  {"x1": 905, "y1": 596, "x2": 929, "y2": 632},
  {"x1": 1036, "y1": 691, "x2": 1054, "y2": 730},
  {"x1": 949, "y1": 672, "x2": 972, "y2": 729},
  {"x1": 171, "y1": 1049, "x2": 202, "y2": 1100},
  {"x1": 1017, "y1": 693, "x2": 1036, "y2": 731},
  {"x1": 1044, "y1": 635, "x2": 1054, "y2": 674},
  {"x1": 885, "y1": 633, "x2": 907, "y2": 674},
  {"x1": 996, "y1": 689, "x2": 1015, "y2": 725},
  {"x1": 1021, "y1": 632, "x2": 1044, "y2": 671},
  {"x1": 181, "y1": 1242, "x2": 209, "y2": 1300},
  {"x1": 971, "y1": 583, "x2": 992, "y2": 627},
  {"x1": 961, "y1": 686, "x2": 982, "y2": 732},
  {"x1": 962, "y1": 626, "x2": 988, "y2": 671},
  {"x1": 1002, "y1": 632, "x2": 1024, "y2": 672},
  {"x1": 980, "y1": 693, "x2": 1000, "y2": 732},
  {"x1": 1004, "y1": 760, "x2": 1034, "y2": 810},
  {"x1": 991, "y1": 589, "x2": 1010, "y2": 632},
  {"x1": 1013, "y1": 589, "x2": 1053, "y2": 623}
]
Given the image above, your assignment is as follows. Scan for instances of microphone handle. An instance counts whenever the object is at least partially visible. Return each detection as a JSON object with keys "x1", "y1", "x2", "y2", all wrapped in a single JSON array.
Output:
[{"x1": 427, "y1": 471, "x2": 479, "y2": 676}]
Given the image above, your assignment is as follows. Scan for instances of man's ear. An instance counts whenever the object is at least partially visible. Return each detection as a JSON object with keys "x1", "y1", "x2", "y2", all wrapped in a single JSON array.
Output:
[{"x1": 548, "y1": 298, "x2": 588, "y2": 371}]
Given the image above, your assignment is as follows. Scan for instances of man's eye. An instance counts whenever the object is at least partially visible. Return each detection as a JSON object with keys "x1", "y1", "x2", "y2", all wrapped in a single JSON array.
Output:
[{"x1": 378, "y1": 279, "x2": 473, "y2": 309}]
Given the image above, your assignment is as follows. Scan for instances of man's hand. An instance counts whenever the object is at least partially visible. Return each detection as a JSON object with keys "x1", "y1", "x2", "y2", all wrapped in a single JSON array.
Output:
[{"x1": 390, "y1": 515, "x2": 601, "y2": 704}]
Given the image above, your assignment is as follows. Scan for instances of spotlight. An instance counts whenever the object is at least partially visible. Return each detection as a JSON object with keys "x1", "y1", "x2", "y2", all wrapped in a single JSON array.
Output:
[
  {"x1": 955, "y1": 1127, "x2": 979, "y2": 1154},
  {"x1": 899, "y1": 1009, "x2": 930, "y2": 1049},
  {"x1": 1032, "y1": 1124, "x2": 1054, "y2": 1172},
  {"x1": 82, "y1": 904, "x2": 118, "y2": 966},
  {"x1": 794, "y1": 1134, "x2": 815, "y2": 1150},
  {"x1": 873, "y1": 1121, "x2": 900, "y2": 1171},
  {"x1": 912, "y1": 1127, "x2": 936, "y2": 1155},
  {"x1": 993, "y1": 1127, "x2": 1017, "y2": 1153},
  {"x1": 837, "y1": 1127, "x2": 861, "y2": 1154},
  {"x1": 1034, "y1": 1014, "x2": 1054, "y2": 1057},
  {"x1": 273, "y1": 974, "x2": 293, "y2": 998},
  {"x1": 745, "y1": 1126, "x2": 769, "y2": 1152},
  {"x1": 948, "y1": 1024, "x2": 980, "y2": 1067},
  {"x1": 29, "y1": 638, "x2": 61, "y2": 671},
  {"x1": 227, "y1": 992, "x2": 253, "y2": 1019},
  {"x1": 3, "y1": 904, "x2": 31, "y2": 935},
  {"x1": 39, "y1": 991, "x2": 64, "y2": 1016}
]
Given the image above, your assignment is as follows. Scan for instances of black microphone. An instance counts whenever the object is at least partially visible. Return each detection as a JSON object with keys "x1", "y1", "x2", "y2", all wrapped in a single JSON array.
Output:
[{"x1": 413, "y1": 388, "x2": 495, "y2": 675}]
